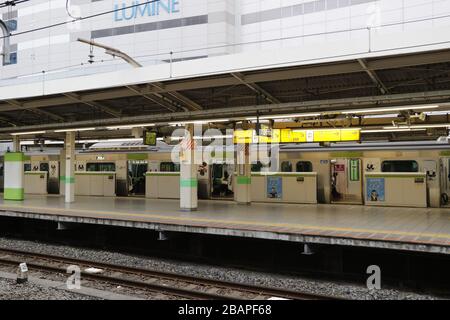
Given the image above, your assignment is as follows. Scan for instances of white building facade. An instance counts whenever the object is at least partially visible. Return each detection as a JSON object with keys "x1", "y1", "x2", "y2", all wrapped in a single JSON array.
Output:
[{"x1": 1, "y1": 0, "x2": 450, "y2": 86}]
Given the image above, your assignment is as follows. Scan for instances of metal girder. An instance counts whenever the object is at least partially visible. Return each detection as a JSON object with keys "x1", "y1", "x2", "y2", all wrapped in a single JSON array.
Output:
[
  {"x1": 0, "y1": 115, "x2": 20, "y2": 126},
  {"x1": 358, "y1": 59, "x2": 389, "y2": 94},
  {"x1": 63, "y1": 93, "x2": 121, "y2": 118},
  {"x1": 231, "y1": 72, "x2": 281, "y2": 104},
  {"x1": 5, "y1": 99, "x2": 65, "y2": 122},
  {"x1": 2, "y1": 89, "x2": 450, "y2": 134},
  {"x1": 152, "y1": 82, "x2": 203, "y2": 111},
  {"x1": 125, "y1": 85, "x2": 179, "y2": 112}
]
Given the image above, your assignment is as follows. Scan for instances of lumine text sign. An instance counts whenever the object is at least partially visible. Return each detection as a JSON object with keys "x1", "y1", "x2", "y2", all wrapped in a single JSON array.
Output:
[{"x1": 114, "y1": 0, "x2": 180, "y2": 21}]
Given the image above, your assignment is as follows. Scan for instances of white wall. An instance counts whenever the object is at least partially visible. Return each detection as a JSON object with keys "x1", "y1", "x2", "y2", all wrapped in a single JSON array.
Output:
[{"x1": 1, "y1": 0, "x2": 450, "y2": 93}]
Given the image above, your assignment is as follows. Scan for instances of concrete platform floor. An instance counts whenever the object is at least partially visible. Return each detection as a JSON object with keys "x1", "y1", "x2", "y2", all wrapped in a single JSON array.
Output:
[{"x1": 0, "y1": 195, "x2": 449, "y2": 254}]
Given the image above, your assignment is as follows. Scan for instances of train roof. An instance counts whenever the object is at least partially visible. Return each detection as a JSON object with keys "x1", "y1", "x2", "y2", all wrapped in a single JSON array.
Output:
[
  {"x1": 1, "y1": 140, "x2": 450, "y2": 158},
  {"x1": 279, "y1": 140, "x2": 450, "y2": 152}
]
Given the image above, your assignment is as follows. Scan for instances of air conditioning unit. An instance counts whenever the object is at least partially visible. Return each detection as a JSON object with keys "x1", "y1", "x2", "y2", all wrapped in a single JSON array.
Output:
[{"x1": 437, "y1": 136, "x2": 450, "y2": 143}]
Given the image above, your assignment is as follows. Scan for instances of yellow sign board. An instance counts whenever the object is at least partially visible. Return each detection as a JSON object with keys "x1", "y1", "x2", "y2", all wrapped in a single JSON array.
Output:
[
  {"x1": 233, "y1": 130, "x2": 253, "y2": 144},
  {"x1": 340, "y1": 129, "x2": 361, "y2": 141},
  {"x1": 280, "y1": 129, "x2": 306, "y2": 143},
  {"x1": 234, "y1": 128, "x2": 360, "y2": 144},
  {"x1": 258, "y1": 129, "x2": 281, "y2": 143},
  {"x1": 313, "y1": 129, "x2": 341, "y2": 142}
]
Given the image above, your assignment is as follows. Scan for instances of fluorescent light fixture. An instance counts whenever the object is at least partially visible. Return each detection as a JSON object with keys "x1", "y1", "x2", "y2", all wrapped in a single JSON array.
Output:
[
  {"x1": 54, "y1": 127, "x2": 96, "y2": 133},
  {"x1": 363, "y1": 114, "x2": 400, "y2": 119},
  {"x1": 361, "y1": 128, "x2": 427, "y2": 133},
  {"x1": 291, "y1": 128, "x2": 361, "y2": 133},
  {"x1": 106, "y1": 123, "x2": 155, "y2": 130},
  {"x1": 342, "y1": 105, "x2": 438, "y2": 115},
  {"x1": 11, "y1": 131, "x2": 46, "y2": 136},
  {"x1": 424, "y1": 111, "x2": 450, "y2": 116},
  {"x1": 169, "y1": 119, "x2": 230, "y2": 126},
  {"x1": 20, "y1": 140, "x2": 63, "y2": 145},
  {"x1": 246, "y1": 113, "x2": 320, "y2": 121},
  {"x1": 76, "y1": 138, "x2": 143, "y2": 143},
  {"x1": 194, "y1": 135, "x2": 233, "y2": 140},
  {"x1": 384, "y1": 123, "x2": 450, "y2": 129}
]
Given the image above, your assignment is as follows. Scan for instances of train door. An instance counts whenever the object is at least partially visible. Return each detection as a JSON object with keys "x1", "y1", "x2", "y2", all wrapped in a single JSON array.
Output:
[
  {"x1": 39, "y1": 162, "x2": 50, "y2": 193},
  {"x1": 331, "y1": 158, "x2": 363, "y2": 204},
  {"x1": 48, "y1": 161, "x2": 60, "y2": 194},
  {"x1": 0, "y1": 160, "x2": 4, "y2": 192},
  {"x1": 127, "y1": 160, "x2": 148, "y2": 196},
  {"x1": 210, "y1": 163, "x2": 235, "y2": 200},
  {"x1": 423, "y1": 160, "x2": 439, "y2": 208},
  {"x1": 439, "y1": 158, "x2": 450, "y2": 206}
]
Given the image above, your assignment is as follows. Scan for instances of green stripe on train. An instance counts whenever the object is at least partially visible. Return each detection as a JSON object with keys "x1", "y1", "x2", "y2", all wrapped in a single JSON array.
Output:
[
  {"x1": 237, "y1": 176, "x2": 251, "y2": 185},
  {"x1": 4, "y1": 188, "x2": 24, "y2": 200},
  {"x1": 127, "y1": 153, "x2": 148, "y2": 161}
]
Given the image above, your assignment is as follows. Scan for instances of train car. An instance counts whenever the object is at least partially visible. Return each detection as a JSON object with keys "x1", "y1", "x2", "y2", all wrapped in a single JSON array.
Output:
[
  {"x1": 278, "y1": 141, "x2": 450, "y2": 208},
  {"x1": 1, "y1": 140, "x2": 450, "y2": 208}
]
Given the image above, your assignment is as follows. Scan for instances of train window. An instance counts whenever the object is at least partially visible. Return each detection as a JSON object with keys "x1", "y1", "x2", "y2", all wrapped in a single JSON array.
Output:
[
  {"x1": 86, "y1": 163, "x2": 116, "y2": 172},
  {"x1": 251, "y1": 161, "x2": 263, "y2": 172},
  {"x1": 296, "y1": 161, "x2": 313, "y2": 172},
  {"x1": 381, "y1": 160, "x2": 419, "y2": 173},
  {"x1": 24, "y1": 163, "x2": 31, "y2": 172},
  {"x1": 40, "y1": 163, "x2": 49, "y2": 172},
  {"x1": 212, "y1": 164, "x2": 223, "y2": 179},
  {"x1": 251, "y1": 161, "x2": 271, "y2": 172},
  {"x1": 160, "y1": 162, "x2": 180, "y2": 172},
  {"x1": 281, "y1": 161, "x2": 293, "y2": 172}
]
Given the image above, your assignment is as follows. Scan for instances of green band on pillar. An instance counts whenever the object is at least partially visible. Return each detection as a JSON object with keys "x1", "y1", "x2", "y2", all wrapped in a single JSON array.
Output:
[
  {"x1": 4, "y1": 188, "x2": 24, "y2": 200},
  {"x1": 4, "y1": 152, "x2": 24, "y2": 162},
  {"x1": 60, "y1": 176, "x2": 75, "y2": 183},
  {"x1": 237, "y1": 176, "x2": 251, "y2": 185},
  {"x1": 180, "y1": 178, "x2": 198, "y2": 188}
]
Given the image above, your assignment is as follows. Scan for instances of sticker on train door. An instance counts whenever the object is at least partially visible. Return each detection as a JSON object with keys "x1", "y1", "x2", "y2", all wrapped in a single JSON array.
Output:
[
  {"x1": 350, "y1": 159, "x2": 360, "y2": 181},
  {"x1": 366, "y1": 178, "x2": 385, "y2": 202}
]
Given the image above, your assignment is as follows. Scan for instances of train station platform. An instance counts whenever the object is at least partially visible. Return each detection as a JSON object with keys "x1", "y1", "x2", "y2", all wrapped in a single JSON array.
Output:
[{"x1": 0, "y1": 195, "x2": 449, "y2": 255}]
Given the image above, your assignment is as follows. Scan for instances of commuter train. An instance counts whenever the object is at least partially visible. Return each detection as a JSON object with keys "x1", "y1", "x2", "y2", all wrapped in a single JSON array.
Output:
[{"x1": 1, "y1": 139, "x2": 450, "y2": 208}]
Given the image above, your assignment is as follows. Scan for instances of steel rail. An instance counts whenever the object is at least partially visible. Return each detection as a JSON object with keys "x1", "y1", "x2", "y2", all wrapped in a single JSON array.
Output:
[{"x1": 0, "y1": 247, "x2": 340, "y2": 300}]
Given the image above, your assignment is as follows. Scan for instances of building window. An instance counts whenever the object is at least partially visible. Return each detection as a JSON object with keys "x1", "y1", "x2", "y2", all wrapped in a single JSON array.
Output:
[
  {"x1": 296, "y1": 161, "x2": 313, "y2": 172},
  {"x1": 160, "y1": 162, "x2": 180, "y2": 172},
  {"x1": 281, "y1": 161, "x2": 292, "y2": 172},
  {"x1": 24, "y1": 163, "x2": 31, "y2": 172},
  {"x1": 4, "y1": 52, "x2": 17, "y2": 65},
  {"x1": 86, "y1": 162, "x2": 116, "y2": 172},
  {"x1": 381, "y1": 161, "x2": 418, "y2": 173}
]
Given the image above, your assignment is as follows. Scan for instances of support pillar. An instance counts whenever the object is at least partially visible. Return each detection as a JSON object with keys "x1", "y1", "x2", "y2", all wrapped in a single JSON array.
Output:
[
  {"x1": 64, "y1": 132, "x2": 75, "y2": 203},
  {"x1": 235, "y1": 143, "x2": 251, "y2": 204},
  {"x1": 4, "y1": 136, "x2": 24, "y2": 200},
  {"x1": 180, "y1": 124, "x2": 198, "y2": 211}
]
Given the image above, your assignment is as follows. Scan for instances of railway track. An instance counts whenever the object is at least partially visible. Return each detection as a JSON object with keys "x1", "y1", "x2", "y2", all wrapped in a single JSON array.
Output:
[{"x1": 0, "y1": 247, "x2": 340, "y2": 300}]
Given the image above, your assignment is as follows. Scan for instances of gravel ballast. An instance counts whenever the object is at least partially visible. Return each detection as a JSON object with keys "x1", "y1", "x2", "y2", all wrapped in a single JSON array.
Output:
[
  {"x1": 0, "y1": 277, "x2": 96, "y2": 300},
  {"x1": 0, "y1": 237, "x2": 442, "y2": 300}
]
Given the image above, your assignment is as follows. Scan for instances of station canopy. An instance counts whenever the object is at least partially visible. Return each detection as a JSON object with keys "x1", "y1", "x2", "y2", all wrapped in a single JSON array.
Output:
[{"x1": 2, "y1": 48, "x2": 450, "y2": 143}]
